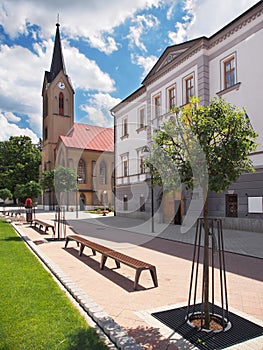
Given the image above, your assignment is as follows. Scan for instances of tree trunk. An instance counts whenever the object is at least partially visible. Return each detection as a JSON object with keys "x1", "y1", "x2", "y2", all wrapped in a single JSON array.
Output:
[{"x1": 203, "y1": 196, "x2": 210, "y2": 328}]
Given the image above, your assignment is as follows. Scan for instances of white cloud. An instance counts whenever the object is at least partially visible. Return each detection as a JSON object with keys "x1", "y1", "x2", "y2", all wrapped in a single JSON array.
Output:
[
  {"x1": 131, "y1": 53, "x2": 158, "y2": 78},
  {"x1": 80, "y1": 93, "x2": 121, "y2": 127},
  {"x1": 167, "y1": 0, "x2": 258, "y2": 45},
  {"x1": 0, "y1": 113, "x2": 39, "y2": 143},
  {"x1": 0, "y1": 0, "x2": 162, "y2": 52},
  {"x1": 127, "y1": 14, "x2": 159, "y2": 52},
  {"x1": 63, "y1": 42, "x2": 116, "y2": 92},
  {"x1": 4, "y1": 112, "x2": 21, "y2": 122}
]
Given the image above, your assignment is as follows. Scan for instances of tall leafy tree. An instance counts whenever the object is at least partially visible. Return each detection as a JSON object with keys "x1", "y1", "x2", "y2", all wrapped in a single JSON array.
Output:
[
  {"x1": 14, "y1": 181, "x2": 42, "y2": 205},
  {"x1": 148, "y1": 97, "x2": 258, "y2": 328},
  {"x1": 0, "y1": 136, "x2": 41, "y2": 200},
  {"x1": 0, "y1": 188, "x2": 12, "y2": 210}
]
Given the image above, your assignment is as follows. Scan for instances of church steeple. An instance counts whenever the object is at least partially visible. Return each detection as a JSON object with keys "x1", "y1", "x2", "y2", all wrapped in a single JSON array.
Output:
[{"x1": 49, "y1": 22, "x2": 66, "y2": 82}]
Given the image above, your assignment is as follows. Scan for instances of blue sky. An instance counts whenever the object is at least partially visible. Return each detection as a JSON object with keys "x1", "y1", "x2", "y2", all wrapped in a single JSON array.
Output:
[{"x1": 0, "y1": 0, "x2": 259, "y2": 143}]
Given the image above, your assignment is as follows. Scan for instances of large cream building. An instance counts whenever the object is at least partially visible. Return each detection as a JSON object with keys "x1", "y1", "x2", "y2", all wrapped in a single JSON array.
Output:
[{"x1": 111, "y1": 1, "x2": 263, "y2": 231}]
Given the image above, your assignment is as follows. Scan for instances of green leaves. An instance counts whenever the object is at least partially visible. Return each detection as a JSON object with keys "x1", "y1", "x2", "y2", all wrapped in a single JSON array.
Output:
[
  {"x1": 150, "y1": 97, "x2": 257, "y2": 194},
  {"x1": 0, "y1": 136, "x2": 41, "y2": 197}
]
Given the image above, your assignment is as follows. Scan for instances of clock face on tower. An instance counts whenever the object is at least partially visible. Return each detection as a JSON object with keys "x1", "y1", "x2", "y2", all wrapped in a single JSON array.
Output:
[{"x1": 57, "y1": 81, "x2": 65, "y2": 89}]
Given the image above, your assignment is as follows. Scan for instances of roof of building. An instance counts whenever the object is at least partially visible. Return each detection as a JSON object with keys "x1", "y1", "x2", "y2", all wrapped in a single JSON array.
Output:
[
  {"x1": 45, "y1": 23, "x2": 66, "y2": 84},
  {"x1": 59, "y1": 123, "x2": 114, "y2": 152}
]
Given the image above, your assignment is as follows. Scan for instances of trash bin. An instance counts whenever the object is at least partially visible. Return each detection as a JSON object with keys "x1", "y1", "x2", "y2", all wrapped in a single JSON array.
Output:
[
  {"x1": 26, "y1": 208, "x2": 33, "y2": 223},
  {"x1": 25, "y1": 198, "x2": 33, "y2": 223}
]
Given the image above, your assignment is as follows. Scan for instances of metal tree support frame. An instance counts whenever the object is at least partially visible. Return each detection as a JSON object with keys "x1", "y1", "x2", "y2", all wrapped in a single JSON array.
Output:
[
  {"x1": 54, "y1": 206, "x2": 67, "y2": 240},
  {"x1": 186, "y1": 218, "x2": 230, "y2": 331}
]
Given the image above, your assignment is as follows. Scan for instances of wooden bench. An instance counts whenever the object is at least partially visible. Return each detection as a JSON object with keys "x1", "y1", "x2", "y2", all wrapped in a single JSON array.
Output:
[
  {"x1": 32, "y1": 219, "x2": 55, "y2": 235},
  {"x1": 65, "y1": 234, "x2": 158, "y2": 290}
]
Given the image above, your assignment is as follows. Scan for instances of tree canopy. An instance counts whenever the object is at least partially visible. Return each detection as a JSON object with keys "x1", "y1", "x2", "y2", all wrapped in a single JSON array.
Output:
[
  {"x1": 0, "y1": 136, "x2": 41, "y2": 198},
  {"x1": 149, "y1": 97, "x2": 258, "y2": 194}
]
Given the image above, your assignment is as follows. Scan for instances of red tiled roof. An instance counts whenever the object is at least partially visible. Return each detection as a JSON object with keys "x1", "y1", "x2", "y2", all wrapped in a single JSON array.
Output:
[{"x1": 59, "y1": 123, "x2": 114, "y2": 152}]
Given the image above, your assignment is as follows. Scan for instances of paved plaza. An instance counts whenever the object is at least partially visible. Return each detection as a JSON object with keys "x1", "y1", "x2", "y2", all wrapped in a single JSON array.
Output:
[{"x1": 6, "y1": 209, "x2": 263, "y2": 349}]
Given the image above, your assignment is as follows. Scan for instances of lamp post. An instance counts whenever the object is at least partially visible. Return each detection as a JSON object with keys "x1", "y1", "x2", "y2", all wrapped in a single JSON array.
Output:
[
  {"x1": 142, "y1": 145, "x2": 154, "y2": 233},
  {"x1": 76, "y1": 176, "x2": 82, "y2": 219}
]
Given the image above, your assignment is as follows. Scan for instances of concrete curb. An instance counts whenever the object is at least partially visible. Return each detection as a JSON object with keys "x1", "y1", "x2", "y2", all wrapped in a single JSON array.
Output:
[{"x1": 12, "y1": 223, "x2": 143, "y2": 350}]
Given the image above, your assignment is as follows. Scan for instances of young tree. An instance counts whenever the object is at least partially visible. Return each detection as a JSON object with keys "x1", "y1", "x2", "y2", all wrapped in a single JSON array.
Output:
[
  {"x1": 148, "y1": 97, "x2": 258, "y2": 328},
  {"x1": 54, "y1": 166, "x2": 78, "y2": 205},
  {"x1": 40, "y1": 170, "x2": 55, "y2": 192}
]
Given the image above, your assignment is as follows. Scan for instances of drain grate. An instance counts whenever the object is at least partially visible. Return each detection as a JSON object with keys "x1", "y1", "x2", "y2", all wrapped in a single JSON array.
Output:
[{"x1": 152, "y1": 303, "x2": 263, "y2": 349}]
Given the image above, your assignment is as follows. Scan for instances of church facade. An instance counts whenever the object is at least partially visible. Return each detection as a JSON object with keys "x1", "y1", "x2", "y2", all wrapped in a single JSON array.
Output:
[{"x1": 41, "y1": 23, "x2": 114, "y2": 210}]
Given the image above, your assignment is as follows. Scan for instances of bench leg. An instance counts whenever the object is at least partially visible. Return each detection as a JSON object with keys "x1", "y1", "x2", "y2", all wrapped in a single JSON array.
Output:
[
  {"x1": 115, "y1": 260, "x2": 121, "y2": 269},
  {"x1": 65, "y1": 237, "x2": 70, "y2": 248},
  {"x1": 79, "y1": 244, "x2": 85, "y2": 256},
  {"x1": 100, "y1": 255, "x2": 108, "y2": 269},
  {"x1": 134, "y1": 268, "x2": 143, "y2": 290},
  {"x1": 149, "y1": 266, "x2": 158, "y2": 287}
]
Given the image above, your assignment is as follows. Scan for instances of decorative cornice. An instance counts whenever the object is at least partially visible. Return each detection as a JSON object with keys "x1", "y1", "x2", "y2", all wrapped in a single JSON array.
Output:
[{"x1": 208, "y1": 6, "x2": 263, "y2": 49}]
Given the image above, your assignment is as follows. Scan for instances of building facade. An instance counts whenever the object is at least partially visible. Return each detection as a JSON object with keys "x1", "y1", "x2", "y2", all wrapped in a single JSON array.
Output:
[
  {"x1": 111, "y1": 1, "x2": 263, "y2": 230},
  {"x1": 41, "y1": 23, "x2": 114, "y2": 210}
]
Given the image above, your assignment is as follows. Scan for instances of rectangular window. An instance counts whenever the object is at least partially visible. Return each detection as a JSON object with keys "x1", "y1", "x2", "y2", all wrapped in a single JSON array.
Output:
[
  {"x1": 140, "y1": 157, "x2": 145, "y2": 174},
  {"x1": 139, "y1": 108, "x2": 145, "y2": 128},
  {"x1": 123, "y1": 117, "x2": 128, "y2": 136},
  {"x1": 154, "y1": 94, "x2": 161, "y2": 118},
  {"x1": 123, "y1": 159, "x2": 128, "y2": 177},
  {"x1": 168, "y1": 86, "x2": 176, "y2": 111},
  {"x1": 185, "y1": 75, "x2": 194, "y2": 104},
  {"x1": 224, "y1": 55, "x2": 236, "y2": 89}
]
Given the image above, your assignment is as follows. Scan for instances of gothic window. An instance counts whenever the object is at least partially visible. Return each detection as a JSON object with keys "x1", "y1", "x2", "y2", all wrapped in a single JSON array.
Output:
[
  {"x1": 59, "y1": 92, "x2": 64, "y2": 115},
  {"x1": 43, "y1": 96, "x2": 48, "y2": 118},
  {"x1": 77, "y1": 159, "x2": 86, "y2": 183},
  {"x1": 44, "y1": 127, "x2": 48, "y2": 140},
  {"x1": 100, "y1": 161, "x2": 107, "y2": 184}
]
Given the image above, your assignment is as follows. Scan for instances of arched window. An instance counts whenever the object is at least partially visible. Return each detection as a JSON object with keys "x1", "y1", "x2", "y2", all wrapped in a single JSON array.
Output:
[
  {"x1": 77, "y1": 159, "x2": 86, "y2": 183},
  {"x1": 59, "y1": 92, "x2": 64, "y2": 115},
  {"x1": 99, "y1": 161, "x2": 107, "y2": 184}
]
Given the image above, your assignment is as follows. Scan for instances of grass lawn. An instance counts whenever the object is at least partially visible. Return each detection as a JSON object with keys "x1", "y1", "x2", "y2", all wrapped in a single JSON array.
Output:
[{"x1": 0, "y1": 219, "x2": 109, "y2": 350}]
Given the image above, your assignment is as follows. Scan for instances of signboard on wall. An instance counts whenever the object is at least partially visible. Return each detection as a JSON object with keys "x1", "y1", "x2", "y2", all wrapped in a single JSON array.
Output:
[{"x1": 248, "y1": 196, "x2": 263, "y2": 213}]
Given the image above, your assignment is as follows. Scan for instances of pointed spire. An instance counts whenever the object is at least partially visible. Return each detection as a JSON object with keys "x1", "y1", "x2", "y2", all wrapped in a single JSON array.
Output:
[{"x1": 49, "y1": 20, "x2": 66, "y2": 81}]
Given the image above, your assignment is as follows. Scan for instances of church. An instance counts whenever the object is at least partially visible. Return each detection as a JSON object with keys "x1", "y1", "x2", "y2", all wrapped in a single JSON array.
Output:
[{"x1": 41, "y1": 23, "x2": 114, "y2": 210}]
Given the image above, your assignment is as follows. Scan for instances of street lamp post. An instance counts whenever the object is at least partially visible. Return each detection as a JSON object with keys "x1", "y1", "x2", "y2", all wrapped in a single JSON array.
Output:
[
  {"x1": 76, "y1": 176, "x2": 82, "y2": 219},
  {"x1": 142, "y1": 145, "x2": 154, "y2": 233}
]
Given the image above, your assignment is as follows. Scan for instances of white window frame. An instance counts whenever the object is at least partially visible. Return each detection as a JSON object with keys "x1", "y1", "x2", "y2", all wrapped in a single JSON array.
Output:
[{"x1": 138, "y1": 107, "x2": 145, "y2": 129}]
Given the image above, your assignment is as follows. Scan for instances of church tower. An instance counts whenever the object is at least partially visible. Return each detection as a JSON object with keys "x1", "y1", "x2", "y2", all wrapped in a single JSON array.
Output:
[{"x1": 41, "y1": 22, "x2": 74, "y2": 172}]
